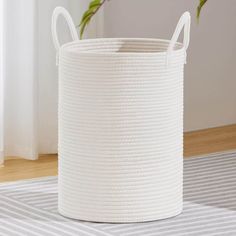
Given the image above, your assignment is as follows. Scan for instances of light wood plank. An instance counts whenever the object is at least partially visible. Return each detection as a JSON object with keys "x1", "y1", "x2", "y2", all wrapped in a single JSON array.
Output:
[
  {"x1": 184, "y1": 124, "x2": 236, "y2": 157},
  {"x1": 0, "y1": 155, "x2": 57, "y2": 182},
  {"x1": 1, "y1": 124, "x2": 236, "y2": 182}
]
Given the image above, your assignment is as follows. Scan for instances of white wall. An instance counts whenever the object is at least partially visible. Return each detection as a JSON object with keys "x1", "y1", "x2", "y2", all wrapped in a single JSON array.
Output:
[{"x1": 104, "y1": 0, "x2": 236, "y2": 131}]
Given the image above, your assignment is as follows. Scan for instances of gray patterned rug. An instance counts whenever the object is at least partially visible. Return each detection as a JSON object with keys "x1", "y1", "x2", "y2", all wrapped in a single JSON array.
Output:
[{"x1": 0, "y1": 151, "x2": 236, "y2": 236}]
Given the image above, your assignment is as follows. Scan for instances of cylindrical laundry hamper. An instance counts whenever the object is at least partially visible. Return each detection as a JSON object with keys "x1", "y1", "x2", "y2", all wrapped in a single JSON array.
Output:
[{"x1": 52, "y1": 7, "x2": 191, "y2": 223}]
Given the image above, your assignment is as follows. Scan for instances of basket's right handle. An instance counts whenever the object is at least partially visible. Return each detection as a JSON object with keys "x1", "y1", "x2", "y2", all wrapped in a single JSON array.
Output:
[
  {"x1": 52, "y1": 7, "x2": 79, "y2": 64},
  {"x1": 167, "y1": 12, "x2": 191, "y2": 65}
]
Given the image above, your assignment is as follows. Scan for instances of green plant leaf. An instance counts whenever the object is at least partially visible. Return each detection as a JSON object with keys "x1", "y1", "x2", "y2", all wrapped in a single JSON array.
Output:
[
  {"x1": 79, "y1": 0, "x2": 104, "y2": 38},
  {"x1": 89, "y1": 0, "x2": 101, "y2": 8},
  {"x1": 80, "y1": 16, "x2": 91, "y2": 39},
  {"x1": 197, "y1": 0, "x2": 208, "y2": 21},
  {"x1": 80, "y1": 4, "x2": 98, "y2": 25},
  {"x1": 79, "y1": 10, "x2": 93, "y2": 27},
  {"x1": 79, "y1": 0, "x2": 107, "y2": 39}
]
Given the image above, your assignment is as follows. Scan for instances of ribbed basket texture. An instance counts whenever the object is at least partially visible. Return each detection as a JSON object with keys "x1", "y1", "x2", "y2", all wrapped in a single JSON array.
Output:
[{"x1": 52, "y1": 7, "x2": 191, "y2": 223}]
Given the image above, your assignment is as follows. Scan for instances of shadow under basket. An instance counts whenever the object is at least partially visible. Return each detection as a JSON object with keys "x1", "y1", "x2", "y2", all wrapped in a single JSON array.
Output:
[{"x1": 52, "y1": 7, "x2": 191, "y2": 223}]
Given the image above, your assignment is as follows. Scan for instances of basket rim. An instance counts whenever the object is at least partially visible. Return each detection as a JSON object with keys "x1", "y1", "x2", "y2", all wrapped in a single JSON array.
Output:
[{"x1": 60, "y1": 38, "x2": 184, "y2": 56}]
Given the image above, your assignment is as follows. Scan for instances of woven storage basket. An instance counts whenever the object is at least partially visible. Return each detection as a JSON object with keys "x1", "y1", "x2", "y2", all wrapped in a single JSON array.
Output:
[{"x1": 52, "y1": 7, "x2": 191, "y2": 223}]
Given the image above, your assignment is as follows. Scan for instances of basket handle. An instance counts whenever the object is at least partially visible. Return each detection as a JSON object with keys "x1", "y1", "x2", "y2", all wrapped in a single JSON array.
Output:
[
  {"x1": 167, "y1": 12, "x2": 191, "y2": 65},
  {"x1": 51, "y1": 7, "x2": 79, "y2": 64}
]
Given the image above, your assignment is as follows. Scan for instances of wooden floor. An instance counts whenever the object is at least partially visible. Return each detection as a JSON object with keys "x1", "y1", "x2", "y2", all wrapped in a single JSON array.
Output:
[
  {"x1": 1, "y1": 124, "x2": 236, "y2": 182},
  {"x1": 184, "y1": 124, "x2": 236, "y2": 157}
]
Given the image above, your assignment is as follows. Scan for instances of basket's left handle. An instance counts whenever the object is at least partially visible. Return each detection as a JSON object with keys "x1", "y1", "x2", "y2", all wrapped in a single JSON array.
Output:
[
  {"x1": 167, "y1": 12, "x2": 191, "y2": 66},
  {"x1": 52, "y1": 7, "x2": 79, "y2": 65}
]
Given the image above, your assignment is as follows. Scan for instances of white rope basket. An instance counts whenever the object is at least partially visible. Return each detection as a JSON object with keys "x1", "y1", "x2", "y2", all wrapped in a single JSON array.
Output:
[{"x1": 52, "y1": 7, "x2": 191, "y2": 223}]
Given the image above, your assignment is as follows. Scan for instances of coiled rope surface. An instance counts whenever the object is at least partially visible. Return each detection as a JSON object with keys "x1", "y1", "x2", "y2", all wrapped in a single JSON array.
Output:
[{"x1": 52, "y1": 7, "x2": 191, "y2": 223}]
